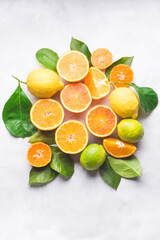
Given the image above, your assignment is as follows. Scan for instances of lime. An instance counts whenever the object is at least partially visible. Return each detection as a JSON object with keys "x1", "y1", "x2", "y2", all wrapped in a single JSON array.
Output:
[
  {"x1": 27, "y1": 68, "x2": 64, "y2": 98},
  {"x1": 80, "y1": 144, "x2": 106, "y2": 171},
  {"x1": 117, "y1": 119, "x2": 144, "y2": 143},
  {"x1": 109, "y1": 87, "x2": 139, "y2": 119}
]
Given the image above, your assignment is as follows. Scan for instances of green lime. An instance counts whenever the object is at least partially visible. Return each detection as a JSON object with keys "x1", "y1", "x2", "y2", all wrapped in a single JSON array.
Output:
[
  {"x1": 117, "y1": 119, "x2": 144, "y2": 143},
  {"x1": 80, "y1": 144, "x2": 106, "y2": 171}
]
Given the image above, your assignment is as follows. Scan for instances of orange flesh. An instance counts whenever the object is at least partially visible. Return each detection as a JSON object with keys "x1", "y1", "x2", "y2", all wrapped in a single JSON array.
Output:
[
  {"x1": 55, "y1": 121, "x2": 88, "y2": 154},
  {"x1": 30, "y1": 99, "x2": 64, "y2": 130},
  {"x1": 60, "y1": 83, "x2": 91, "y2": 113},
  {"x1": 27, "y1": 142, "x2": 52, "y2": 167},
  {"x1": 86, "y1": 105, "x2": 117, "y2": 137},
  {"x1": 91, "y1": 48, "x2": 113, "y2": 69},
  {"x1": 110, "y1": 64, "x2": 133, "y2": 87},
  {"x1": 84, "y1": 67, "x2": 110, "y2": 99},
  {"x1": 57, "y1": 51, "x2": 89, "y2": 82},
  {"x1": 103, "y1": 138, "x2": 137, "y2": 158}
]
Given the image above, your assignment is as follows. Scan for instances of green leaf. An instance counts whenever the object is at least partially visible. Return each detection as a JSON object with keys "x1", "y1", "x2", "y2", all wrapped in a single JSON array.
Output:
[
  {"x1": 29, "y1": 130, "x2": 55, "y2": 145},
  {"x1": 105, "y1": 56, "x2": 134, "y2": 79},
  {"x1": 29, "y1": 165, "x2": 58, "y2": 184},
  {"x1": 108, "y1": 155, "x2": 141, "y2": 178},
  {"x1": 50, "y1": 146, "x2": 74, "y2": 178},
  {"x1": 2, "y1": 84, "x2": 36, "y2": 138},
  {"x1": 36, "y1": 48, "x2": 59, "y2": 72},
  {"x1": 99, "y1": 157, "x2": 121, "y2": 190},
  {"x1": 70, "y1": 37, "x2": 91, "y2": 66},
  {"x1": 130, "y1": 83, "x2": 158, "y2": 113}
]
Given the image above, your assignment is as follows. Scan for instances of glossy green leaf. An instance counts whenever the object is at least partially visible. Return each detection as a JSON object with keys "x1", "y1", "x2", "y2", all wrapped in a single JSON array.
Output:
[
  {"x1": 108, "y1": 155, "x2": 141, "y2": 178},
  {"x1": 2, "y1": 84, "x2": 36, "y2": 138},
  {"x1": 29, "y1": 130, "x2": 55, "y2": 145},
  {"x1": 70, "y1": 37, "x2": 91, "y2": 66},
  {"x1": 50, "y1": 146, "x2": 74, "y2": 178},
  {"x1": 36, "y1": 48, "x2": 59, "y2": 71},
  {"x1": 130, "y1": 83, "x2": 158, "y2": 113},
  {"x1": 99, "y1": 157, "x2": 121, "y2": 190},
  {"x1": 29, "y1": 165, "x2": 58, "y2": 184},
  {"x1": 105, "y1": 56, "x2": 134, "y2": 79}
]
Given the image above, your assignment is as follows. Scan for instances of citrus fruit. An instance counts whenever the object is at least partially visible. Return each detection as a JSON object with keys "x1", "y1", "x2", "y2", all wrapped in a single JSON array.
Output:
[
  {"x1": 85, "y1": 105, "x2": 117, "y2": 137},
  {"x1": 110, "y1": 64, "x2": 133, "y2": 87},
  {"x1": 84, "y1": 67, "x2": 110, "y2": 99},
  {"x1": 30, "y1": 99, "x2": 64, "y2": 131},
  {"x1": 27, "y1": 68, "x2": 64, "y2": 98},
  {"x1": 109, "y1": 87, "x2": 139, "y2": 119},
  {"x1": 57, "y1": 51, "x2": 89, "y2": 82},
  {"x1": 60, "y1": 83, "x2": 92, "y2": 113},
  {"x1": 27, "y1": 142, "x2": 52, "y2": 167},
  {"x1": 80, "y1": 144, "x2": 106, "y2": 171},
  {"x1": 117, "y1": 119, "x2": 144, "y2": 143},
  {"x1": 103, "y1": 138, "x2": 137, "y2": 158},
  {"x1": 55, "y1": 120, "x2": 88, "y2": 154},
  {"x1": 91, "y1": 48, "x2": 113, "y2": 69}
]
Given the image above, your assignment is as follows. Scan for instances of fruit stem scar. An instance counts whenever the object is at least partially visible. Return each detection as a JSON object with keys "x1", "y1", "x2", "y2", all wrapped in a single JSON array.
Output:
[{"x1": 12, "y1": 75, "x2": 27, "y2": 84}]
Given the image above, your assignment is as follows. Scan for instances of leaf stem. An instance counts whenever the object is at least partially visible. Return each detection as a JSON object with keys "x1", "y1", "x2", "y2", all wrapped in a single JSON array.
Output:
[
  {"x1": 113, "y1": 82, "x2": 131, "y2": 86},
  {"x1": 110, "y1": 82, "x2": 117, "y2": 88},
  {"x1": 12, "y1": 75, "x2": 27, "y2": 84}
]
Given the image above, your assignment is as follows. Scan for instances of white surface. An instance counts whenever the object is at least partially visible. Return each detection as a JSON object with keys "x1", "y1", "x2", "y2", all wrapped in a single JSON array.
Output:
[{"x1": 0, "y1": 0, "x2": 160, "y2": 239}]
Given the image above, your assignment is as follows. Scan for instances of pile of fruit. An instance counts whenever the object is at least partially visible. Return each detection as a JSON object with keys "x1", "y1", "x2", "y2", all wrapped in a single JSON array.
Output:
[{"x1": 2, "y1": 38, "x2": 158, "y2": 190}]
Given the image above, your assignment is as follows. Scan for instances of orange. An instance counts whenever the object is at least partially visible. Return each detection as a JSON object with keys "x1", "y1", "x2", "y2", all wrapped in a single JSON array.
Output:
[
  {"x1": 103, "y1": 138, "x2": 137, "y2": 158},
  {"x1": 30, "y1": 99, "x2": 64, "y2": 131},
  {"x1": 57, "y1": 51, "x2": 89, "y2": 82},
  {"x1": 27, "y1": 142, "x2": 52, "y2": 167},
  {"x1": 85, "y1": 105, "x2": 117, "y2": 137},
  {"x1": 91, "y1": 48, "x2": 113, "y2": 69},
  {"x1": 55, "y1": 120, "x2": 89, "y2": 154},
  {"x1": 84, "y1": 67, "x2": 110, "y2": 99},
  {"x1": 60, "y1": 83, "x2": 92, "y2": 113},
  {"x1": 110, "y1": 64, "x2": 133, "y2": 87}
]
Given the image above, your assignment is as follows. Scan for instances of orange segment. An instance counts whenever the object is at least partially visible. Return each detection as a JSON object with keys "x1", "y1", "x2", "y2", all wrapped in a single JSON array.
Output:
[
  {"x1": 110, "y1": 64, "x2": 133, "y2": 87},
  {"x1": 30, "y1": 99, "x2": 64, "y2": 131},
  {"x1": 103, "y1": 138, "x2": 137, "y2": 158},
  {"x1": 60, "y1": 83, "x2": 92, "y2": 113},
  {"x1": 86, "y1": 105, "x2": 117, "y2": 137},
  {"x1": 91, "y1": 48, "x2": 113, "y2": 69},
  {"x1": 57, "y1": 51, "x2": 89, "y2": 82},
  {"x1": 84, "y1": 67, "x2": 110, "y2": 99},
  {"x1": 55, "y1": 120, "x2": 88, "y2": 154},
  {"x1": 27, "y1": 142, "x2": 52, "y2": 167}
]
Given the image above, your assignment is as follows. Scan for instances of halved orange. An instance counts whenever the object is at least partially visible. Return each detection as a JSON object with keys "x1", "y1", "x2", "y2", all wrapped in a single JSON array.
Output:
[
  {"x1": 60, "y1": 83, "x2": 92, "y2": 113},
  {"x1": 84, "y1": 67, "x2": 110, "y2": 99},
  {"x1": 30, "y1": 99, "x2": 64, "y2": 131},
  {"x1": 110, "y1": 64, "x2": 133, "y2": 87},
  {"x1": 27, "y1": 142, "x2": 52, "y2": 167},
  {"x1": 57, "y1": 51, "x2": 89, "y2": 82},
  {"x1": 103, "y1": 138, "x2": 137, "y2": 158},
  {"x1": 55, "y1": 120, "x2": 89, "y2": 154},
  {"x1": 85, "y1": 105, "x2": 117, "y2": 137},
  {"x1": 91, "y1": 48, "x2": 113, "y2": 69}
]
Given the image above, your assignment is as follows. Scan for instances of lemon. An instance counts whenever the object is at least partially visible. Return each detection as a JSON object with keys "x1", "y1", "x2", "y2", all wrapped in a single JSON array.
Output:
[
  {"x1": 27, "y1": 68, "x2": 64, "y2": 98},
  {"x1": 80, "y1": 144, "x2": 106, "y2": 171},
  {"x1": 109, "y1": 87, "x2": 139, "y2": 119},
  {"x1": 117, "y1": 119, "x2": 144, "y2": 143}
]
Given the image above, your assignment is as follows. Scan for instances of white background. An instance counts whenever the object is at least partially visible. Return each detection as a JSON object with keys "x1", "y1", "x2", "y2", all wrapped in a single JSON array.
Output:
[{"x1": 0, "y1": 0, "x2": 160, "y2": 239}]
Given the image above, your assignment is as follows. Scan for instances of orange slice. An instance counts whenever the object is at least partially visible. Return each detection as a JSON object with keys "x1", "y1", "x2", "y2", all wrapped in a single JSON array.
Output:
[
  {"x1": 91, "y1": 48, "x2": 113, "y2": 69},
  {"x1": 110, "y1": 64, "x2": 133, "y2": 87},
  {"x1": 85, "y1": 105, "x2": 117, "y2": 137},
  {"x1": 103, "y1": 138, "x2": 137, "y2": 158},
  {"x1": 55, "y1": 120, "x2": 89, "y2": 154},
  {"x1": 84, "y1": 67, "x2": 110, "y2": 99},
  {"x1": 57, "y1": 51, "x2": 89, "y2": 82},
  {"x1": 60, "y1": 83, "x2": 92, "y2": 113},
  {"x1": 30, "y1": 99, "x2": 64, "y2": 131},
  {"x1": 27, "y1": 142, "x2": 52, "y2": 167}
]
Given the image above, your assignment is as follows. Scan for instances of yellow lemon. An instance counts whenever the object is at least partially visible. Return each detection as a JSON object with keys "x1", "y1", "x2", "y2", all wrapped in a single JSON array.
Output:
[
  {"x1": 27, "y1": 68, "x2": 64, "y2": 98},
  {"x1": 109, "y1": 87, "x2": 139, "y2": 119}
]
